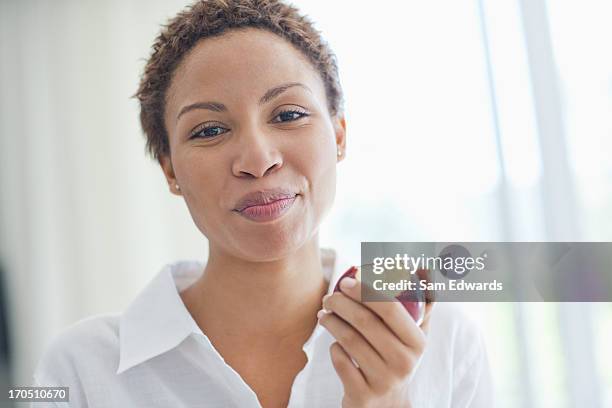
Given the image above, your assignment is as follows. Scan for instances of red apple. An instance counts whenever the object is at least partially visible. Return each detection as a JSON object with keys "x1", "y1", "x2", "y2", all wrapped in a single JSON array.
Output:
[{"x1": 334, "y1": 266, "x2": 425, "y2": 326}]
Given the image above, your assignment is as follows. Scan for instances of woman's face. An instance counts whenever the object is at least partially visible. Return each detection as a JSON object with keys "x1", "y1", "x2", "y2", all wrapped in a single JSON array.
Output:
[{"x1": 160, "y1": 28, "x2": 346, "y2": 261}]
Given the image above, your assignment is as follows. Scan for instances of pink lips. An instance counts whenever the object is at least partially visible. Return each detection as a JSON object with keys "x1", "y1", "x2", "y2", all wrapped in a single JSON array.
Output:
[
  {"x1": 237, "y1": 195, "x2": 297, "y2": 222},
  {"x1": 234, "y1": 188, "x2": 297, "y2": 211},
  {"x1": 233, "y1": 188, "x2": 298, "y2": 222}
]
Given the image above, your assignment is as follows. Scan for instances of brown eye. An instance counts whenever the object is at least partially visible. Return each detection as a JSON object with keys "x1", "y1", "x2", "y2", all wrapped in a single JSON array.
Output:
[
  {"x1": 272, "y1": 109, "x2": 309, "y2": 123},
  {"x1": 190, "y1": 123, "x2": 229, "y2": 139}
]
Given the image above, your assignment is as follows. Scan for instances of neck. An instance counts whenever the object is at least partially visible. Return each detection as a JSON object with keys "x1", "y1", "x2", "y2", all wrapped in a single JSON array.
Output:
[{"x1": 181, "y1": 237, "x2": 329, "y2": 349}]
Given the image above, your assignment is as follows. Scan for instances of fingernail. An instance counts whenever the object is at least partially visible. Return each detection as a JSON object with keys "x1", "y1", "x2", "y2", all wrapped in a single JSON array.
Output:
[
  {"x1": 340, "y1": 277, "x2": 357, "y2": 290},
  {"x1": 317, "y1": 309, "x2": 325, "y2": 319}
]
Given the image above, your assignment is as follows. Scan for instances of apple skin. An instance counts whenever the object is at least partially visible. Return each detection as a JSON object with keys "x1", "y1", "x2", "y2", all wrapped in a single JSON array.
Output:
[
  {"x1": 332, "y1": 266, "x2": 359, "y2": 293},
  {"x1": 333, "y1": 266, "x2": 425, "y2": 325}
]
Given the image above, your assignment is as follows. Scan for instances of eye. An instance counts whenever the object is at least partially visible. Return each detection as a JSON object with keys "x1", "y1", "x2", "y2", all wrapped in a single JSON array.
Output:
[
  {"x1": 272, "y1": 108, "x2": 309, "y2": 123},
  {"x1": 190, "y1": 122, "x2": 229, "y2": 139}
]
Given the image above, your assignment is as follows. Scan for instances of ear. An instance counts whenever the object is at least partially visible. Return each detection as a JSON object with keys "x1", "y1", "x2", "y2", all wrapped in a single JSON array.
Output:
[
  {"x1": 333, "y1": 114, "x2": 347, "y2": 162},
  {"x1": 158, "y1": 154, "x2": 181, "y2": 195}
]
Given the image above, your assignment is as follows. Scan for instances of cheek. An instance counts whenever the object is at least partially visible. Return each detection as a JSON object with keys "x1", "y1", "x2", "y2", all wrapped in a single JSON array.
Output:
[
  {"x1": 174, "y1": 153, "x2": 224, "y2": 234},
  {"x1": 176, "y1": 152, "x2": 216, "y2": 193},
  {"x1": 296, "y1": 131, "x2": 337, "y2": 215}
]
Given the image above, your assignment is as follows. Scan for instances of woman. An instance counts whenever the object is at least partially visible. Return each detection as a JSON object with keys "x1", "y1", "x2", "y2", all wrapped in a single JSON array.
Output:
[{"x1": 33, "y1": 0, "x2": 493, "y2": 406}]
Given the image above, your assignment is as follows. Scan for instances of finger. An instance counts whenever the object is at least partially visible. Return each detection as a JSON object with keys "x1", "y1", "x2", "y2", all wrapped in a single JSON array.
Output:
[
  {"x1": 323, "y1": 291, "x2": 418, "y2": 376},
  {"x1": 415, "y1": 268, "x2": 435, "y2": 333},
  {"x1": 329, "y1": 341, "x2": 368, "y2": 396},
  {"x1": 420, "y1": 301, "x2": 435, "y2": 333},
  {"x1": 318, "y1": 310, "x2": 390, "y2": 391},
  {"x1": 416, "y1": 268, "x2": 436, "y2": 303},
  {"x1": 337, "y1": 276, "x2": 426, "y2": 350}
]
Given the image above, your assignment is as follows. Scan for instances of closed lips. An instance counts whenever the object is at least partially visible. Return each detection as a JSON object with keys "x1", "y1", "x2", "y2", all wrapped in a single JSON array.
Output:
[
  {"x1": 240, "y1": 196, "x2": 294, "y2": 210},
  {"x1": 234, "y1": 189, "x2": 298, "y2": 212}
]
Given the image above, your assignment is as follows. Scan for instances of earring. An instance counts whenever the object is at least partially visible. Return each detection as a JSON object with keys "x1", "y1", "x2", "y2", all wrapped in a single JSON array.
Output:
[
  {"x1": 175, "y1": 183, "x2": 180, "y2": 191},
  {"x1": 337, "y1": 150, "x2": 342, "y2": 157}
]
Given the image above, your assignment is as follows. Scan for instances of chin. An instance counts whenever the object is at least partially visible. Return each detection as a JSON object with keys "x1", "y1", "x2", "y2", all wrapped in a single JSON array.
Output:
[
  {"x1": 235, "y1": 223, "x2": 312, "y2": 262},
  {"x1": 235, "y1": 240, "x2": 301, "y2": 262}
]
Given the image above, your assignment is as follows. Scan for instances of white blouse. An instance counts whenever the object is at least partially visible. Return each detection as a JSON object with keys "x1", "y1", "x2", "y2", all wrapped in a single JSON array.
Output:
[{"x1": 32, "y1": 248, "x2": 494, "y2": 407}]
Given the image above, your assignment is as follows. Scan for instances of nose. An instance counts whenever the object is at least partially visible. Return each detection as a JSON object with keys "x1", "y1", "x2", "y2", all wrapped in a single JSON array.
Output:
[{"x1": 231, "y1": 129, "x2": 283, "y2": 178}]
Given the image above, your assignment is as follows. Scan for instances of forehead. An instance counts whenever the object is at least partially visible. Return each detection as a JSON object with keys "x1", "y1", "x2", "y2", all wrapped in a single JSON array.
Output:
[{"x1": 165, "y1": 28, "x2": 325, "y2": 113}]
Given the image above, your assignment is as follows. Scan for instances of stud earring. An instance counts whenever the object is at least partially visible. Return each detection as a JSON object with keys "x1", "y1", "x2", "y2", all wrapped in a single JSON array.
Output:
[
  {"x1": 175, "y1": 183, "x2": 180, "y2": 191},
  {"x1": 337, "y1": 150, "x2": 342, "y2": 156}
]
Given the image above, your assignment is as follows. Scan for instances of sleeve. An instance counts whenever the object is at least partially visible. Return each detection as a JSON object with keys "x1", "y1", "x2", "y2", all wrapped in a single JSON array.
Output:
[
  {"x1": 29, "y1": 336, "x2": 85, "y2": 408},
  {"x1": 450, "y1": 329, "x2": 495, "y2": 407},
  {"x1": 30, "y1": 368, "x2": 74, "y2": 408}
]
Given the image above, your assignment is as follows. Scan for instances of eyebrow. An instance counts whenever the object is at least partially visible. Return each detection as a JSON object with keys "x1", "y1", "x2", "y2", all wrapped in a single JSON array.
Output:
[{"x1": 176, "y1": 82, "x2": 311, "y2": 121}]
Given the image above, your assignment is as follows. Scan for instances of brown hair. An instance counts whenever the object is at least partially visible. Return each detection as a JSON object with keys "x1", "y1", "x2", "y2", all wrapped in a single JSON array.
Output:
[{"x1": 134, "y1": 0, "x2": 344, "y2": 161}]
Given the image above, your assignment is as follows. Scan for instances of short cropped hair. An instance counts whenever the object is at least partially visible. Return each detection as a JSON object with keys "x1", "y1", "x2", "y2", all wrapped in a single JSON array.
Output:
[{"x1": 134, "y1": 0, "x2": 344, "y2": 161}]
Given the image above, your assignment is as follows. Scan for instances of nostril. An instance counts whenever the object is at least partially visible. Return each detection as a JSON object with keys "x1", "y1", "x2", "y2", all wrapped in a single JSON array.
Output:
[{"x1": 264, "y1": 163, "x2": 280, "y2": 176}]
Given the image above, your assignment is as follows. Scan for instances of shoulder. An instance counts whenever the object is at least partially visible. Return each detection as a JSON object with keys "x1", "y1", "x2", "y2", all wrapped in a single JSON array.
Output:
[
  {"x1": 33, "y1": 313, "x2": 121, "y2": 386},
  {"x1": 424, "y1": 303, "x2": 494, "y2": 404},
  {"x1": 427, "y1": 303, "x2": 487, "y2": 369},
  {"x1": 428, "y1": 302, "x2": 485, "y2": 352},
  {"x1": 407, "y1": 303, "x2": 494, "y2": 406}
]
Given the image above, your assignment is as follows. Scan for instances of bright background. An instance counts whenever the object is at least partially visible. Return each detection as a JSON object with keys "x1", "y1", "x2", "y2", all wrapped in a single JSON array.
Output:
[{"x1": 1, "y1": 0, "x2": 611, "y2": 407}]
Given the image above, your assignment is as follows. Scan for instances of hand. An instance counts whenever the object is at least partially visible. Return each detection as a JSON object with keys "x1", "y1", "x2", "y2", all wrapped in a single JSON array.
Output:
[{"x1": 319, "y1": 276, "x2": 434, "y2": 408}]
